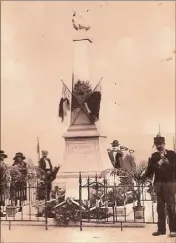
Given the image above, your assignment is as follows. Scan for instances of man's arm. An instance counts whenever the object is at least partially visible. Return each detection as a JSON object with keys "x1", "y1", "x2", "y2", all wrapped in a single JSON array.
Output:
[
  {"x1": 107, "y1": 151, "x2": 115, "y2": 168},
  {"x1": 172, "y1": 151, "x2": 176, "y2": 180},
  {"x1": 144, "y1": 157, "x2": 155, "y2": 179},
  {"x1": 47, "y1": 158, "x2": 53, "y2": 171},
  {"x1": 39, "y1": 158, "x2": 46, "y2": 171}
]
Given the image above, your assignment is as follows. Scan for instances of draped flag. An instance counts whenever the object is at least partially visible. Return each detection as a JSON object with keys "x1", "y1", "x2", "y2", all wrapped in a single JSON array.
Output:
[
  {"x1": 58, "y1": 81, "x2": 71, "y2": 122},
  {"x1": 87, "y1": 79, "x2": 102, "y2": 122}
]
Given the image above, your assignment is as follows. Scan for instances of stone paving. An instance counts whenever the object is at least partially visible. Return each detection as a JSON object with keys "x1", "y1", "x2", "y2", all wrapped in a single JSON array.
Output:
[{"x1": 1, "y1": 224, "x2": 176, "y2": 243}]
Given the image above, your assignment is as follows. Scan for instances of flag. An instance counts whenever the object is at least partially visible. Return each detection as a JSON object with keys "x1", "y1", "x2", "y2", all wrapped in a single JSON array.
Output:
[
  {"x1": 37, "y1": 137, "x2": 40, "y2": 161},
  {"x1": 86, "y1": 78, "x2": 102, "y2": 122},
  {"x1": 58, "y1": 81, "x2": 71, "y2": 122}
]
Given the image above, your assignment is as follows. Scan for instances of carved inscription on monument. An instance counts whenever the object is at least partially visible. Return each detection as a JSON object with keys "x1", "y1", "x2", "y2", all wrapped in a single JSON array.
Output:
[{"x1": 69, "y1": 143, "x2": 94, "y2": 154}]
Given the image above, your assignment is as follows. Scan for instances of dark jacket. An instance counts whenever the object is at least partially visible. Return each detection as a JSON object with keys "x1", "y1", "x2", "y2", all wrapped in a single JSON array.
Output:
[
  {"x1": 108, "y1": 150, "x2": 122, "y2": 168},
  {"x1": 145, "y1": 149, "x2": 176, "y2": 183},
  {"x1": 39, "y1": 157, "x2": 52, "y2": 172},
  {"x1": 120, "y1": 154, "x2": 136, "y2": 172},
  {"x1": 12, "y1": 160, "x2": 27, "y2": 177}
]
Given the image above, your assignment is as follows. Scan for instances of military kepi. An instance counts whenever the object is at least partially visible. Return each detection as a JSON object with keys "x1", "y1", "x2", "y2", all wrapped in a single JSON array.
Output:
[{"x1": 154, "y1": 134, "x2": 165, "y2": 145}]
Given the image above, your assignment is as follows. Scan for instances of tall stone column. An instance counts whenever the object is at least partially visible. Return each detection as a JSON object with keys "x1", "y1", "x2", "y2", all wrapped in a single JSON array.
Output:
[
  {"x1": 57, "y1": 10, "x2": 112, "y2": 198},
  {"x1": 71, "y1": 9, "x2": 93, "y2": 125}
]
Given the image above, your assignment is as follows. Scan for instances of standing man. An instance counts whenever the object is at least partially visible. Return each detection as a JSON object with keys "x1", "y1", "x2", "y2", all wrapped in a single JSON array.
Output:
[
  {"x1": 107, "y1": 140, "x2": 122, "y2": 169},
  {"x1": 144, "y1": 134, "x2": 176, "y2": 237},
  {"x1": 39, "y1": 150, "x2": 53, "y2": 200},
  {"x1": 0, "y1": 150, "x2": 8, "y2": 217},
  {"x1": 120, "y1": 146, "x2": 136, "y2": 172}
]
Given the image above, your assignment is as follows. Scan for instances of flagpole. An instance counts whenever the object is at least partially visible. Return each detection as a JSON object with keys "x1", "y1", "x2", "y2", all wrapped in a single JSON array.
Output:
[
  {"x1": 37, "y1": 137, "x2": 40, "y2": 162},
  {"x1": 93, "y1": 77, "x2": 103, "y2": 91},
  {"x1": 61, "y1": 79, "x2": 73, "y2": 95}
]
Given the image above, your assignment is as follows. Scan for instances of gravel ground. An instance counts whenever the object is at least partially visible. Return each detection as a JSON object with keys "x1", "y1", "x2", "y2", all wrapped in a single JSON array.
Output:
[{"x1": 1, "y1": 224, "x2": 176, "y2": 243}]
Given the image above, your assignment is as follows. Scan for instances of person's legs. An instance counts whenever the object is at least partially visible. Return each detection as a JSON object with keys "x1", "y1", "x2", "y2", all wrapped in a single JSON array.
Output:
[
  {"x1": 47, "y1": 182, "x2": 52, "y2": 201},
  {"x1": 164, "y1": 183, "x2": 176, "y2": 236},
  {"x1": 153, "y1": 190, "x2": 166, "y2": 236}
]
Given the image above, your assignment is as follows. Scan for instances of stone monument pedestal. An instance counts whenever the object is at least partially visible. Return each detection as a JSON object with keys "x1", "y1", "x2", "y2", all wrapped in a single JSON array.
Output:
[{"x1": 56, "y1": 123, "x2": 112, "y2": 198}]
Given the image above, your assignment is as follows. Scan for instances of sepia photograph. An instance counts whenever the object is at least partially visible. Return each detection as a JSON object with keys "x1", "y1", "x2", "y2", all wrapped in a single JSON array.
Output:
[{"x1": 1, "y1": 1, "x2": 176, "y2": 242}]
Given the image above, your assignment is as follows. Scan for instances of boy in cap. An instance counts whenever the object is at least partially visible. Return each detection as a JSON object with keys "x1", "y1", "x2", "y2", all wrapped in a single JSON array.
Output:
[
  {"x1": 143, "y1": 134, "x2": 176, "y2": 237},
  {"x1": 0, "y1": 150, "x2": 8, "y2": 217}
]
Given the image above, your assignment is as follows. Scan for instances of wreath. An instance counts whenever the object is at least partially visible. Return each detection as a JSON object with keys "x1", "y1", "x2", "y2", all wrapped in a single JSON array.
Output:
[{"x1": 71, "y1": 80, "x2": 101, "y2": 123}]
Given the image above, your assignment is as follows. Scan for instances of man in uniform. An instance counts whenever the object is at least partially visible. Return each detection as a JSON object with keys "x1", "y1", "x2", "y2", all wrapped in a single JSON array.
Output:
[{"x1": 144, "y1": 134, "x2": 176, "y2": 237}]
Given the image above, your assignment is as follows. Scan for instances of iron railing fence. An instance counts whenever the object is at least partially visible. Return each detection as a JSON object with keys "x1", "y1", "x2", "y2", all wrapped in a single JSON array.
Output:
[{"x1": 1, "y1": 172, "x2": 172, "y2": 231}]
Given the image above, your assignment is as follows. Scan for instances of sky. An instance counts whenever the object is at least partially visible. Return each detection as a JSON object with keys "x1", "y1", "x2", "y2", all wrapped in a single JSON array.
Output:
[{"x1": 1, "y1": 1, "x2": 175, "y2": 165}]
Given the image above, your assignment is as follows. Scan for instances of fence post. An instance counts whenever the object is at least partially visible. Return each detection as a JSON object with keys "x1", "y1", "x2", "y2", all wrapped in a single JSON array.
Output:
[
  {"x1": 45, "y1": 174, "x2": 48, "y2": 230},
  {"x1": 87, "y1": 176, "x2": 90, "y2": 222},
  {"x1": 79, "y1": 171, "x2": 82, "y2": 231}
]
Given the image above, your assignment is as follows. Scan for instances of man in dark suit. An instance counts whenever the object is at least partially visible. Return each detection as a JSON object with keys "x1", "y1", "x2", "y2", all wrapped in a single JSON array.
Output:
[
  {"x1": 39, "y1": 150, "x2": 53, "y2": 200},
  {"x1": 144, "y1": 134, "x2": 176, "y2": 237},
  {"x1": 39, "y1": 150, "x2": 53, "y2": 173},
  {"x1": 107, "y1": 140, "x2": 122, "y2": 168}
]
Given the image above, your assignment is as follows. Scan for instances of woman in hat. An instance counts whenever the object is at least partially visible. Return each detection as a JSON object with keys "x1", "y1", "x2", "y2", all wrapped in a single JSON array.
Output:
[
  {"x1": 10, "y1": 152, "x2": 27, "y2": 212},
  {"x1": 0, "y1": 150, "x2": 8, "y2": 217}
]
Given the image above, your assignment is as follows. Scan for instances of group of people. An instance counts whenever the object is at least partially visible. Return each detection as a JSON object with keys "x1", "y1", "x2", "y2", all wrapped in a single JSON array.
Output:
[
  {"x1": 1, "y1": 134, "x2": 176, "y2": 238},
  {"x1": 0, "y1": 149, "x2": 60, "y2": 217},
  {"x1": 107, "y1": 139, "x2": 136, "y2": 172},
  {"x1": 107, "y1": 135, "x2": 176, "y2": 238},
  {"x1": 0, "y1": 150, "x2": 28, "y2": 216}
]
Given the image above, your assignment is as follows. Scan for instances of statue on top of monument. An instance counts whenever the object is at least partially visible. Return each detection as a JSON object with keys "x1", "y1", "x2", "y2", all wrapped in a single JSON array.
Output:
[
  {"x1": 72, "y1": 9, "x2": 91, "y2": 31},
  {"x1": 72, "y1": 9, "x2": 92, "y2": 43}
]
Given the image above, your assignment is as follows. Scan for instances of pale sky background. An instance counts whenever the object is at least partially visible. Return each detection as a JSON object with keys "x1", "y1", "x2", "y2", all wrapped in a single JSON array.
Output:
[{"x1": 1, "y1": 1, "x2": 175, "y2": 166}]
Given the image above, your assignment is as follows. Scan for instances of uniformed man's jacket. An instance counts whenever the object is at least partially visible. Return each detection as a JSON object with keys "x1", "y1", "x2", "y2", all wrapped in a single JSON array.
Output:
[{"x1": 145, "y1": 149, "x2": 176, "y2": 182}]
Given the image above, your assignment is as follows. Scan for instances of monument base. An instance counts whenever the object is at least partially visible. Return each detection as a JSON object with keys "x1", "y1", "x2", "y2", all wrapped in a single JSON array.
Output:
[
  {"x1": 56, "y1": 124, "x2": 112, "y2": 198},
  {"x1": 55, "y1": 174, "x2": 92, "y2": 199}
]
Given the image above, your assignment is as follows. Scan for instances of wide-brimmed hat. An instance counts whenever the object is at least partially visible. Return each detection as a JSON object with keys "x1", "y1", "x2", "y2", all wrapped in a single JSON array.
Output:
[
  {"x1": 111, "y1": 140, "x2": 119, "y2": 147},
  {"x1": 0, "y1": 150, "x2": 8, "y2": 159},
  {"x1": 13, "y1": 152, "x2": 26, "y2": 160},
  {"x1": 154, "y1": 134, "x2": 165, "y2": 145}
]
